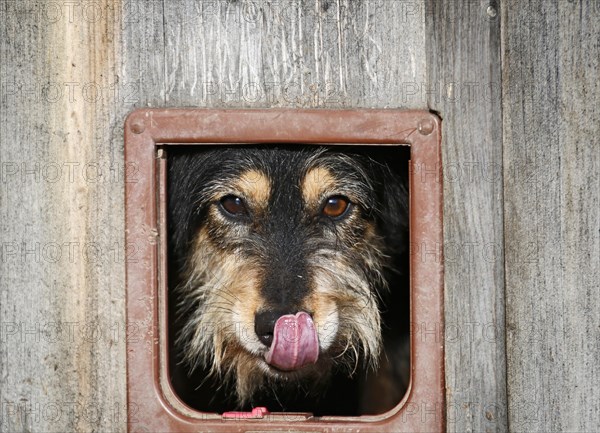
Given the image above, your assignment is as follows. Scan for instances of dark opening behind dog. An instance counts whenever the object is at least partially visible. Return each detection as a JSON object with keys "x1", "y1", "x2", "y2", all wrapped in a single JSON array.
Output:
[{"x1": 167, "y1": 145, "x2": 410, "y2": 416}]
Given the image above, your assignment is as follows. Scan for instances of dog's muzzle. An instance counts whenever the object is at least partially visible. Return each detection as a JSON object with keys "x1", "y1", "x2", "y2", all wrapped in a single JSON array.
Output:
[{"x1": 255, "y1": 311, "x2": 319, "y2": 371}]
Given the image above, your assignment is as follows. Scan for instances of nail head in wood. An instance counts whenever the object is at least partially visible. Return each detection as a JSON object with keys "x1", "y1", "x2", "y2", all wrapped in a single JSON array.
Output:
[
  {"x1": 418, "y1": 118, "x2": 435, "y2": 135},
  {"x1": 131, "y1": 121, "x2": 145, "y2": 134}
]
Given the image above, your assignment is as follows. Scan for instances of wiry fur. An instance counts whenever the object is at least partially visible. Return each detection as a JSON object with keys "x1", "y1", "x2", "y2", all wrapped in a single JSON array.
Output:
[{"x1": 168, "y1": 145, "x2": 409, "y2": 415}]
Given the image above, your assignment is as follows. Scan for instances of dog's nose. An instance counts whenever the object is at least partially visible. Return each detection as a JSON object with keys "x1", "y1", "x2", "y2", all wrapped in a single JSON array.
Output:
[{"x1": 254, "y1": 310, "x2": 282, "y2": 347}]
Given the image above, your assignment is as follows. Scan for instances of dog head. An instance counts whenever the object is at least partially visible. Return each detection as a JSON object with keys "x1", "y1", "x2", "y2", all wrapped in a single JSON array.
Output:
[{"x1": 168, "y1": 145, "x2": 408, "y2": 405}]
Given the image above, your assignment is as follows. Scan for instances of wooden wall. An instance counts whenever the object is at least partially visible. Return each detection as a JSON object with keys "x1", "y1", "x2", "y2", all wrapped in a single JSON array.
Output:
[
  {"x1": 502, "y1": 1, "x2": 599, "y2": 431},
  {"x1": 1, "y1": 1, "x2": 127, "y2": 432},
  {"x1": 0, "y1": 1, "x2": 597, "y2": 432},
  {"x1": 426, "y1": 1, "x2": 507, "y2": 431}
]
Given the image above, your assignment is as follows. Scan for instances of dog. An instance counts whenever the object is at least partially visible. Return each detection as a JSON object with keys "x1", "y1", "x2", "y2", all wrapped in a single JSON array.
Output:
[{"x1": 168, "y1": 145, "x2": 410, "y2": 415}]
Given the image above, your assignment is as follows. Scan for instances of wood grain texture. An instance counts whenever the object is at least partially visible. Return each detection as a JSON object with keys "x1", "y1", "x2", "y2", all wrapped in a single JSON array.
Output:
[
  {"x1": 502, "y1": 1, "x2": 600, "y2": 431},
  {"x1": 425, "y1": 1, "x2": 508, "y2": 432},
  {"x1": 160, "y1": 0, "x2": 426, "y2": 108},
  {"x1": 0, "y1": 1, "x2": 127, "y2": 432}
]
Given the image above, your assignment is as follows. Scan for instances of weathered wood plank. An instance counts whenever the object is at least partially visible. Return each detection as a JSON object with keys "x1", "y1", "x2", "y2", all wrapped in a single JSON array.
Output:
[
  {"x1": 502, "y1": 1, "x2": 600, "y2": 431},
  {"x1": 161, "y1": 0, "x2": 426, "y2": 108},
  {"x1": 425, "y1": 1, "x2": 508, "y2": 431},
  {"x1": 0, "y1": 1, "x2": 127, "y2": 431}
]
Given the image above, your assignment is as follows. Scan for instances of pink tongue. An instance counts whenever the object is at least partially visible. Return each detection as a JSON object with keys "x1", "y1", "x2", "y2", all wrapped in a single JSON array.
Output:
[{"x1": 264, "y1": 312, "x2": 319, "y2": 371}]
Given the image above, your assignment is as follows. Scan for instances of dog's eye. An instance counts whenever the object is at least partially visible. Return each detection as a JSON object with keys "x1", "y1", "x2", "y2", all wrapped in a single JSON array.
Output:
[
  {"x1": 220, "y1": 195, "x2": 248, "y2": 217},
  {"x1": 321, "y1": 195, "x2": 351, "y2": 219}
]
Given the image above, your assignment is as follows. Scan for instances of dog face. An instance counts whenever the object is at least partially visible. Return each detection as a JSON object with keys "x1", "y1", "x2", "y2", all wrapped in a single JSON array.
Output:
[{"x1": 168, "y1": 146, "x2": 408, "y2": 408}]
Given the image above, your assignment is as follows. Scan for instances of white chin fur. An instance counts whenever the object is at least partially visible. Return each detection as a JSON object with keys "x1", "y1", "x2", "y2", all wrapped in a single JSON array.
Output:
[
  {"x1": 315, "y1": 309, "x2": 339, "y2": 351},
  {"x1": 232, "y1": 311, "x2": 266, "y2": 356}
]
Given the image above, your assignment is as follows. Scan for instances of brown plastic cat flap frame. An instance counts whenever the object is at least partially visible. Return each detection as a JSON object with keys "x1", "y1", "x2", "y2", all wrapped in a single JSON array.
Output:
[{"x1": 124, "y1": 109, "x2": 444, "y2": 432}]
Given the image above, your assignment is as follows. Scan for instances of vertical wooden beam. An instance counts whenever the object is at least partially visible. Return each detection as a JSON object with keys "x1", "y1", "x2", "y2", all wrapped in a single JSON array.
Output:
[
  {"x1": 502, "y1": 1, "x2": 600, "y2": 430},
  {"x1": 425, "y1": 1, "x2": 508, "y2": 431},
  {"x1": 0, "y1": 1, "x2": 126, "y2": 432}
]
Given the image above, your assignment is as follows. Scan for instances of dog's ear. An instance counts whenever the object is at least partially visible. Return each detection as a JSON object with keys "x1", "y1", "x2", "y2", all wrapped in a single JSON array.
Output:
[
  {"x1": 365, "y1": 148, "x2": 410, "y2": 258},
  {"x1": 380, "y1": 163, "x2": 409, "y2": 256},
  {"x1": 167, "y1": 149, "x2": 220, "y2": 274}
]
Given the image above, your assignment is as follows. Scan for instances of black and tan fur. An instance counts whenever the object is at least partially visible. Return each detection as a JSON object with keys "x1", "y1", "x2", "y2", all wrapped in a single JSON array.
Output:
[{"x1": 168, "y1": 145, "x2": 410, "y2": 415}]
